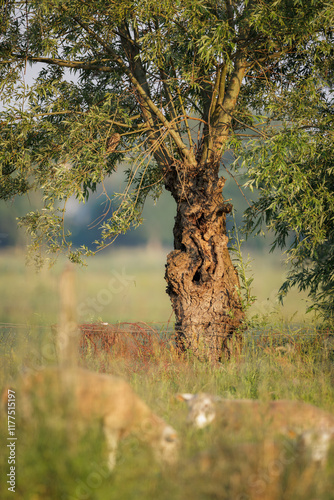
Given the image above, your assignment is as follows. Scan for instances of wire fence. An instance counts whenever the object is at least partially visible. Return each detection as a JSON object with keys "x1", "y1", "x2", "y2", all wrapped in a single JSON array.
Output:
[
  {"x1": 0, "y1": 322, "x2": 332, "y2": 374},
  {"x1": 0, "y1": 322, "x2": 175, "y2": 372},
  {"x1": 77, "y1": 322, "x2": 172, "y2": 370}
]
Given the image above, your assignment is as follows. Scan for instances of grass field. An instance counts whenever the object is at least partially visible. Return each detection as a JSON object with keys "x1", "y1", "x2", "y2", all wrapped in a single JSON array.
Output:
[
  {"x1": 1, "y1": 246, "x2": 333, "y2": 500},
  {"x1": 1, "y1": 331, "x2": 334, "y2": 500},
  {"x1": 0, "y1": 245, "x2": 315, "y2": 326}
]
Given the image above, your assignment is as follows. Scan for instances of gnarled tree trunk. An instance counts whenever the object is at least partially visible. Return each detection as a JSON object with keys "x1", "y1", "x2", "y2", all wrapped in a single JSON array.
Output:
[{"x1": 164, "y1": 160, "x2": 245, "y2": 362}]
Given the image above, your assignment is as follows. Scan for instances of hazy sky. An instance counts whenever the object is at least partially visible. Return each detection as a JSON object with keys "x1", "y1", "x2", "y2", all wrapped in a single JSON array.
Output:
[{"x1": 1, "y1": 63, "x2": 78, "y2": 112}]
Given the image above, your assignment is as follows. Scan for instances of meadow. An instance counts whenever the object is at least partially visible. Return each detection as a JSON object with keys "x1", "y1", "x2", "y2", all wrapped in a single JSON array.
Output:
[
  {"x1": 0, "y1": 247, "x2": 333, "y2": 500},
  {"x1": 0, "y1": 244, "x2": 315, "y2": 326}
]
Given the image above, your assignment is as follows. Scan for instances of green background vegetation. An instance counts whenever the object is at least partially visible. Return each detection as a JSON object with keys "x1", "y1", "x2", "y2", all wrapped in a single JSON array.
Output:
[{"x1": 0, "y1": 245, "x2": 313, "y2": 327}]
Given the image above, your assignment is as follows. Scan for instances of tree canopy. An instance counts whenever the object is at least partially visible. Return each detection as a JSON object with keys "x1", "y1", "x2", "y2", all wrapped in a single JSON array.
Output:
[
  {"x1": 242, "y1": 69, "x2": 334, "y2": 324},
  {"x1": 0, "y1": 1, "x2": 331, "y2": 252}
]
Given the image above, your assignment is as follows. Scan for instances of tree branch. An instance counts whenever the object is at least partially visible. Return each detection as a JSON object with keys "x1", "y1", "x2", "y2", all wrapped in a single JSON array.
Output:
[
  {"x1": 9, "y1": 54, "x2": 115, "y2": 72},
  {"x1": 208, "y1": 56, "x2": 247, "y2": 161},
  {"x1": 59, "y1": 6, "x2": 194, "y2": 164}
]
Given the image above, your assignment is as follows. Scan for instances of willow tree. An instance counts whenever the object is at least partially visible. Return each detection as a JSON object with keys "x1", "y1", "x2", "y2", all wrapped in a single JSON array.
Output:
[
  {"x1": 1, "y1": 0, "x2": 332, "y2": 361},
  {"x1": 241, "y1": 40, "x2": 334, "y2": 326}
]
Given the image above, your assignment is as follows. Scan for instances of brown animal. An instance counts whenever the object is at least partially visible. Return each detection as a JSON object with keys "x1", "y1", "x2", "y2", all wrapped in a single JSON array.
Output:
[
  {"x1": 178, "y1": 393, "x2": 334, "y2": 463},
  {"x1": 9, "y1": 367, "x2": 178, "y2": 470}
]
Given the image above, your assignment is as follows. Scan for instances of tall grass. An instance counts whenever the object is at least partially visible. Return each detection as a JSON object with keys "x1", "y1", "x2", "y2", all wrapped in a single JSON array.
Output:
[
  {"x1": 0, "y1": 248, "x2": 332, "y2": 499},
  {"x1": 1, "y1": 325, "x2": 334, "y2": 500}
]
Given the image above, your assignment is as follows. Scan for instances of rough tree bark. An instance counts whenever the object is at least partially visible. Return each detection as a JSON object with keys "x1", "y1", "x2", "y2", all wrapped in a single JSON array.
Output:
[
  {"x1": 164, "y1": 159, "x2": 245, "y2": 362},
  {"x1": 164, "y1": 57, "x2": 247, "y2": 363}
]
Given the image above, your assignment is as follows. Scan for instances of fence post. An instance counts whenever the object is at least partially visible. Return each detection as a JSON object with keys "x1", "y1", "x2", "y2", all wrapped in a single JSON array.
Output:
[{"x1": 57, "y1": 265, "x2": 80, "y2": 368}]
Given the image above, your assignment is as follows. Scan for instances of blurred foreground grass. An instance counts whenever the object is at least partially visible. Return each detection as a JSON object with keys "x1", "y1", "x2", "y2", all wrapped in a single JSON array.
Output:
[
  {"x1": 0, "y1": 246, "x2": 315, "y2": 326},
  {"x1": 1, "y1": 330, "x2": 334, "y2": 500}
]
